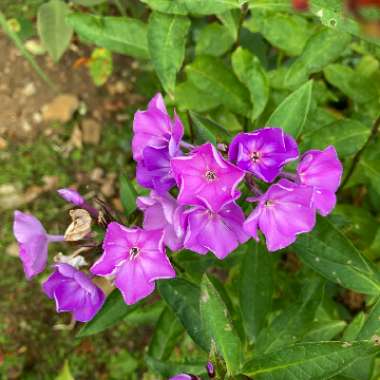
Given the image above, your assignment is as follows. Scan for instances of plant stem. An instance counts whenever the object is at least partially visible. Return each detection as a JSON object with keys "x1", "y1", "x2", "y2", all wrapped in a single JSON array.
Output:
[
  {"x1": 340, "y1": 115, "x2": 380, "y2": 190},
  {"x1": 113, "y1": 0, "x2": 127, "y2": 16},
  {"x1": 0, "y1": 11, "x2": 57, "y2": 91}
]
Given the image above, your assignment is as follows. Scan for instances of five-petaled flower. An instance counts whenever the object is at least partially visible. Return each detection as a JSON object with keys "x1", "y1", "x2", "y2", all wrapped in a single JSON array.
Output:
[
  {"x1": 171, "y1": 143, "x2": 245, "y2": 212},
  {"x1": 91, "y1": 222, "x2": 176, "y2": 305},
  {"x1": 244, "y1": 179, "x2": 316, "y2": 252},
  {"x1": 229, "y1": 128, "x2": 298, "y2": 183},
  {"x1": 43, "y1": 263, "x2": 105, "y2": 322}
]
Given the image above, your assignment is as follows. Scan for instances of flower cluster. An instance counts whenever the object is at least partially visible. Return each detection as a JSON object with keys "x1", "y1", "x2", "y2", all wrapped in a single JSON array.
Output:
[{"x1": 12, "y1": 93, "x2": 342, "y2": 324}]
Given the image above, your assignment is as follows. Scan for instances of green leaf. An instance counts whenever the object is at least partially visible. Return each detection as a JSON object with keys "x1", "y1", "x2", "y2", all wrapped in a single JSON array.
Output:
[
  {"x1": 217, "y1": 9, "x2": 241, "y2": 39},
  {"x1": 256, "y1": 277, "x2": 324, "y2": 353},
  {"x1": 358, "y1": 298, "x2": 380, "y2": 339},
  {"x1": 239, "y1": 241, "x2": 274, "y2": 343},
  {"x1": 71, "y1": 0, "x2": 106, "y2": 5},
  {"x1": 37, "y1": 0, "x2": 73, "y2": 62},
  {"x1": 293, "y1": 217, "x2": 380, "y2": 296},
  {"x1": 158, "y1": 278, "x2": 210, "y2": 351},
  {"x1": 285, "y1": 28, "x2": 351, "y2": 88},
  {"x1": 67, "y1": 14, "x2": 149, "y2": 59},
  {"x1": 88, "y1": 48, "x2": 113, "y2": 86},
  {"x1": 190, "y1": 111, "x2": 231, "y2": 146},
  {"x1": 303, "y1": 320, "x2": 347, "y2": 342},
  {"x1": 140, "y1": 0, "x2": 242, "y2": 15},
  {"x1": 148, "y1": 12, "x2": 190, "y2": 95},
  {"x1": 243, "y1": 341, "x2": 380, "y2": 379},
  {"x1": 343, "y1": 312, "x2": 366, "y2": 341},
  {"x1": 200, "y1": 274, "x2": 242, "y2": 375},
  {"x1": 244, "y1": 10, "x2": 313, "y2": 56},
  {"x1": 267, "y1": 80, "x2": 312, "y2": 137},
  {"x1": 148, "y1": 307, "x2": 184, "y2": 360},
  {"x1": 195, "y1": 22, "x2": 235, "y2": 57},
  {"x1": 145, "y1": 356, "x2": 206, "y2": 377},
  {"x1": 232, "y1": 47, "x2": 270, "y2": 121},
  {"x1": 247, "y1": 0, "x2": 292, "y2": 12},
  {"x1": 77, "y1": 290, "x2": 136, "y2": 337},
  {"x1": 175, "y1": 81, "x2": 220, "y2": 112},
  {"x1": 119, "y1": 175, "x2": 137, "y2": 215},
  {"x1": 186, "y1": 55, "x2": 251, "y2": 116},
  {"x1": 56, "y1": 360, "x2": 74, "y2": 380},
  {"x1": 301, "y1": 118, "x2": 370, "y2": 158}
]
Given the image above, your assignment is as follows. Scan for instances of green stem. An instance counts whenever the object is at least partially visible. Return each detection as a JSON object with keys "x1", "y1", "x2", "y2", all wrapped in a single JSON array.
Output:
[{"x1": 0, "y1": 11, "x2": 57, "y2": 91}]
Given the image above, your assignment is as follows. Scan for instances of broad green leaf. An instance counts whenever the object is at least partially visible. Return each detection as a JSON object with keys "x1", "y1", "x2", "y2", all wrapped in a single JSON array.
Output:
[
  {"x1": 158, "y1": 278, "x2": 210, "y2": 351},
  {"x1": 200, "y1": 274, "x2": 242, "y2": 375},
  {"x1": 301, "y1": 118, "x2": 370, "y2": 158},
  {"x1": 37, "y1": 0, "x2": 73, "y2": 62},
  {"x1": 256, "y1": 277, "x2": 324, "y2": 353},
  {"x1": 148, "y1": 307, "x2": 184, "y2": 360},
  {"x1": 266, "y1": 80, "x2": 312, "y2": 137},
  {"x1": 217, "y1": 9, "x2": 241, "y2": 39},
  {"x1": 148, "y1": 12, "x2": 190, "y2": 95},
  {"x1": 303, "y1": 320, "x2": 347, "y2": 342},
  {"x1": 88, "y1": 48, "x2": 113, "y2": 86},
  {"x1": 186, "y1": 55, "x2": 251, "y2": 116},
  {"x1": 232, "y1": 47, "x2": 269, "y2": 121},
  {"x1": 145, "y1": 356, "x2": 206, "y2": 377},
  {"x1": 243, "y1": 341, "x2": 380, "y2": 379},
  {"x1": 190, "y1": 111, "x2": 231, "y2": 145},
  {"x1": 195, "y1": 22, "x2": 235, "y2": 57},
  {"x1": 244, "y1": 10, "x2": 313, "y2": 56},
  {"x1": 247, "y1": 0, "x2": 291, "y2": 11},
  {"x1": 119, "y1": 175, "x2": 137, "y2": 215},
  {"x1": 239, "y1": 242, "x2": 274, "y2": 343},
  {"x1": 77, "y1": 289, "x2": 136, "y2": 337},
  {"x1": 293, "y1": 217, "x2": 380, "y2": 296},
  {"x1": 56, "y1": 360, "x2": 74, "y2": 380},
  {"x1": 175, "y1": 81, "x2": 220, "y2": 112},
  {"x1": 140, "y1": 0, "x2": 242, "y2": 15},
  {"x1": 285, "y1": 28, "x2": 351, "y2": 88},
  {"x1": 67, "y1": 14, "x2": 149, "y2": 59}
]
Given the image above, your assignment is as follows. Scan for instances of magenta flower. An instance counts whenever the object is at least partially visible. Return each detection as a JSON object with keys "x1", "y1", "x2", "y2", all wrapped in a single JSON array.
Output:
[
  {"x1": 297, "y1": 146, "x2": 343, "y2": 216},
  {"x1": 57, "y1": 188, "x2": 85, "y2": 206},
  {"x1": 42, "y1": 263, "x2": 105, "y2": 322},
  {"x1": 137, "y1": 191, "x2": 185, "y2": 251},
  {"x1": 91, "y1": 222, "x2": 176, "y2": 305},
  {"x1": 183, "y1": 200, "x2": 249, "y2": 259},
  {"x1": 228, "y1": 128, "x2": 298, "y2": 183},
  {"x1": 13, "y1": 211, "x2": 64, "y2": 279},
  {"x1": 171, "y1": 143, "x2": 244, "y2": 212},
  {"x1": 132, "y1": 93, "x2": 184, "y2": 193},
  {"x1": 244, "y1": 179, "x2": 316, "y2": 251},
  {"x1": 169, "y1": 375, "x2": 198, "y2": 380}
]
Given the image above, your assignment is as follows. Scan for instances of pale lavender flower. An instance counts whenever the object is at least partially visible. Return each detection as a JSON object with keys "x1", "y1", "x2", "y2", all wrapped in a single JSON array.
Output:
[
  {"x1": 13, "y1": 211, "x2": 64, "y2": 279},
  {"x1": 171, "y1": 143, "x2": 244, "y2": 212},
  {"x1": 244, "y1": 179, "x2": 316, "y2": 251},
  {"x1": 228, "y1": 128, "x2": 298, "y2": 183},
  {"x1": 183, "y1": 200, "x2": 249, "y2": 259},
  {"x1": 137, "y1": 191, "x2": 185, "y2": 251},
  {"x1": 43, "y1": 263, "x2": 105, "y2": 322},
  {"x1": 297, "y1": 146, "x2": 343, "y2": 216},
  {"x1": 91, "y1": 222, "x2": 176, "y2": 305}
]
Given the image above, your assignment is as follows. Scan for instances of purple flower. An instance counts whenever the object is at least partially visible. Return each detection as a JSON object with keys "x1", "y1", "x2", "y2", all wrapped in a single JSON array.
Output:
[
  {"x1": 244, "y1": 179, "x2": 316, "y2": 251},
  {"x1": 13, "y1": 211, "x2": 64, "y2": 279},
  {"x1": 297, "y1": 146, "x2": 343, "y2": 216},
  {"x1": 171, "y1": 143, "x2": 244, "y2": 212},
  {"x1": 183, "y1": 200, "x2": 249, "y2": 259},
  {"x1": 57, "y1": 188, "x2": 85, "y2": 206},
  {"x1": 169, "y1": 375, "x2": 197, "y2": 380},
  {"x1": 132, "y1": 93, "x2": 184, "y2": 193},
  {"x1": 228, "y1": 128, "x2": 298, "y2": 183},
  {"x1": 42, "y1": 263, "x2": 105, "y2": 322},
  {"x1": 91, "y1": 222, "x2": 176, "y2": 305},
  {"x1": 137, "y1": 191, "x2": 185, "y2": 251}
]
